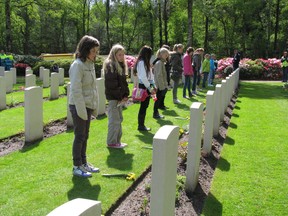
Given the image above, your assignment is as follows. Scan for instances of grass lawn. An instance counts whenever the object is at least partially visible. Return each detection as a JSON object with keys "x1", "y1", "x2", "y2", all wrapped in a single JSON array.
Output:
[
  {"x1": 0, "y1": 82, "x2": 216, "y2": 215},
  {"x1": 6, "y1": 77, "x2": 68, "y2": 106},
  {"x1": 202, "y1": 81, "x2": 288, "y2": 216}
]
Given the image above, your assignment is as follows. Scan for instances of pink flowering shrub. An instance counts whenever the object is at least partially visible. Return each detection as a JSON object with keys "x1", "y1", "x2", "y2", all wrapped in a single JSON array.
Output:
[
  {"x1": 125, "y1": 55, "x2": 136, "y2": 69},
  {"x1": 217, "y1": 57, "x2": 282, "y2": 80}
]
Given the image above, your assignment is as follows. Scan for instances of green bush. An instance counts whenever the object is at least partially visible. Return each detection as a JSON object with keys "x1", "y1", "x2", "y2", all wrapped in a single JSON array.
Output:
[{"x1": 32, "y1": 57, "x2": 104, "y2": 78}]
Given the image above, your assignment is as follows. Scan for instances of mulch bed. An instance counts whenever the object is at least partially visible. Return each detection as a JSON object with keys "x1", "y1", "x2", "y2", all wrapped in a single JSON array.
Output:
[{"x1": 0, "y1": 92, "x2": 237, "y2": 216}]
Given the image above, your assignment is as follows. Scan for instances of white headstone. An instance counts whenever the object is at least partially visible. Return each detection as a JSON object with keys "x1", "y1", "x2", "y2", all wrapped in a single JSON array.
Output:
[
  {"x1": 39, "y1": 66, "x2": 44, "y2": 80},
  {"x1": 0, "y1": 76, "x2": 6, "y2": 110},
  {"x1": 185, "y1": 102, "x2": 203, "y2": 193},
  {"x1": 213, "y1": 84, "x2": 222, "y2": 136},
  {"x1": 66, "y1": 82, "x2": 73, "y2": 128},
  {"x1": 25, "y1": 86, "x2": 43, "y2": 143},
  {"x1": 0, "y1": 66, "x2": 4, "y2": 76},
  {"x1": 4, "y1": 71, "x2": 13, "y2": 93},
  {"x1": 50, "y1": 72, "x2": 59, "y2": 99},
  {"x1": 150, "y1": 125, "x2": 179, "y2": 216},
  {"x1": 58, "y1": 68, "x2": 65, "y2": 86},
  {"x1": 220, "y1": 80, "x2": 227, "y2": 121},
  {"x1": 43, "y1": 69, "x2": 50, "y2": 88},
  {"x1": 96, "y1": 78, "x2": 106, "y2": 116},
  {"x1": 25, "y1": 74, "x2": 36, "y2": 88},
  {"x1": 26, "y1": 69, "x2": 33, "y2": 76},
  {"x1": 10, "y1": 67, "x2": 17, "y2": 84},
  {"x1": 203, "y1": 91, "x2": 215, "y2": 154},
  {"x1": 47, "y1": 198, "x2": 101, "y2": 216}
]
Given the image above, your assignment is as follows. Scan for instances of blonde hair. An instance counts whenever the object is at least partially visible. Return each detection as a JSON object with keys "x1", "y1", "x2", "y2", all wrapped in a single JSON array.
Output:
[
  {"x1": 156, "y1": 47, "x2": 169, "y2": 59},
  {"x1": 103, "y1": 44, "x2": 128, "y2": 75}
]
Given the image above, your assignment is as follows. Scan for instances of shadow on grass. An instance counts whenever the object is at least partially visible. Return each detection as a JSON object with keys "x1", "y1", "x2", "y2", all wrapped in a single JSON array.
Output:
[
  {"x1": 162, "y1": 109, "x2": 178, "y2": 116},
  {"x1": 20, "y1": 139, "x2": 41, "y2": 153},
  {"x1": 217, "y1": 156, "x2": 230, "y2": 171},
  {"x1": 201, "y1": 192, "x2": 223, "y2": 216},
  {"x1": 232, "y1": 113, "x2": 239, "y2": 118},
  {"x1": 106, "y1": 148, "x2": 134, "y2": 171},
  {"x1": 67, "y1": 176, "x2": 101, "y2": 201},
  {"x1": 154, "y1": 118, "x2": 174, "y2": 126},
  {"x1": 174, "y1": 103, "x2": 190, "y2": 110},
  {"x1": 225, "y1": 136, "x2": 235, "y2": 145},
  {"x1": 229, "y1": 122, "x2": 237, "y2": 129},
  {"x1": 135, "y1": 131, "x2": 154, "y2": 145}
]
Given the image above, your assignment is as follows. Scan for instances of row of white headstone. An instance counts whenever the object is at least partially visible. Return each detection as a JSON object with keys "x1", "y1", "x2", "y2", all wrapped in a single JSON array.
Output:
[
  {"x1": 0, "y1": 66, "x2": 65, "y2": 110},
  {"x1": 24, "y1": 78, "x2": 106, "y2": 143},
  {"x1": 149, "y1": 69, "x2": 239, "y2": 216},
  {"x1": 46, "y1": 69, "x2": 239, "y2": 216}
]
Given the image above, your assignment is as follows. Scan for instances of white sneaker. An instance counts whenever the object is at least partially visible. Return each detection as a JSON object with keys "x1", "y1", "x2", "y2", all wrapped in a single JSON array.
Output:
[
  {"x1": 173, "y1": 99, "x2": 181, "y2": 104},
  {"x1": 107, "y1": 143, "x2": 128, "y2": 148},
  {"x1": 83, "y1": 163, "x2": 100, "y2": 173},
  {"x1": 73, "y1": 166, "x2": 92, "y2": 178}
]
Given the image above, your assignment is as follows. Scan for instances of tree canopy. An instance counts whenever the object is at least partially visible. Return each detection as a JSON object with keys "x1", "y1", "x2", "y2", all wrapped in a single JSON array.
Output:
[{"x1": 0, "y1": 0, "x2": 287, "y2": 58}]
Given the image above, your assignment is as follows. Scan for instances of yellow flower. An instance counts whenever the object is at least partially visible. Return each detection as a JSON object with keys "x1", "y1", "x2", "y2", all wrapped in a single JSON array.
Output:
[{"x1": 126, "y1": 173, "x2": 136, "y2": 181}]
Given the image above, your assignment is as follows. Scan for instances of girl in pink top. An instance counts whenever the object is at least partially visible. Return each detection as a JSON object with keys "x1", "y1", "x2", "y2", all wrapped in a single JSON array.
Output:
[{"x1": 182, "y1": 47, "x2": 194, "y2": 98}]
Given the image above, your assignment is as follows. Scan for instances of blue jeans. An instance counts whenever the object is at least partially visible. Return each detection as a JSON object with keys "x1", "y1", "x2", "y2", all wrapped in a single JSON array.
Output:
[
  {"x1": 183, "y1": 75, "x2": 192, "y2": 97},
  {"x1": 208, "y1": 71, "x2": 215, "y2": 85},
  {"x1": 192, "y1": 71, "x2": 201, "y2": 91},
  {"x1": 69, "y1": 105, "x2": 93, "y2": 166},
  {"x1": 202, "y1": 72, "x2": 209, "y2": 88}
]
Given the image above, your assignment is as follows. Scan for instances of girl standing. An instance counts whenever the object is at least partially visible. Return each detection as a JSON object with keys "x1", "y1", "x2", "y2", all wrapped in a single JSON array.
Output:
[
  {"x1": 182, "y1": 47, "x2": 194, "y2": 98},
  {"x1": 153, "y1": 47, "x2": 169, "y2": 118},
  {"x1": 134, "y1": 46, "x2": 156, "y2": 131},
  {"x1": 103, "y1": 44, "x2": 130, "y2": 148},
  {"x1": 69, "y1": 35, "x2": 100, "y2": 178}
]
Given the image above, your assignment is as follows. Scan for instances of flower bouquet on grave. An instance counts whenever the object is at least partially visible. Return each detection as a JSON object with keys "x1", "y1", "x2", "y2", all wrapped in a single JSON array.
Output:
[{"x1": 102, "y1": 172, "x2": 136, "y2": 181}]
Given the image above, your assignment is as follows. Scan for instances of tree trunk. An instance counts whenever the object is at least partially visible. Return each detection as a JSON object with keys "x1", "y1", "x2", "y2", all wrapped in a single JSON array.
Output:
[
  {"x1": 5, "y1": 0, "x2": 12, "y2": 52},
  {"x1": 204, "y1": 16, "x2": 209, "y2": 52},
  {"x1": 106, "y1": 0, "x2": 111, "y2": 49},
  {"x1": 82, "y1": 0, "x2": 87, "y2": 35},
  {"x1": 149, "y1": 0, "x2": 154, "y2": 50},
  {"x1": 158, "y1": 0, "x2": 163, "y2": 47},
  {"x1": 274, "y1": 0, "x2": 280, "y2": 57},
  {"x1": 187, "y1": 0, "x2": 193, "y2": 47},
  {"x1": 163, "y1": 0, "x2": 168, "y2": 45}
]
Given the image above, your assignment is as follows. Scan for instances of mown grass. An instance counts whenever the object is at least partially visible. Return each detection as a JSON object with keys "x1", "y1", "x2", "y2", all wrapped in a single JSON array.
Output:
[
  {"x1": 6, "y1": 77, "x2": 68, "y2": 106},
  {"x1": 202, "y1": 81, "x2": 288, "y2": 216},
  {"x1": 0, "y1": 80, "x2": 217, "y2": 215}
]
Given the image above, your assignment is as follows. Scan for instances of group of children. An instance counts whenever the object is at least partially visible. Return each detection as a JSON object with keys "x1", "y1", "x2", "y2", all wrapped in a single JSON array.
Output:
[{"x1": 68, "y1": 35, "x2": 218, "y2": 177}]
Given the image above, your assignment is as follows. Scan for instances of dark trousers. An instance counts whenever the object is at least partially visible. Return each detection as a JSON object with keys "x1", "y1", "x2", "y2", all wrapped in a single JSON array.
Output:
[
  {"x1": 192, "y1": 71, "x2": 201, "y2": 91},
  {"x1": 138, "y1": 84, "x2": 150, "y2": 127},
  {"x1": 202, "y1": 72, "x2": 209, "y2": 88},
  {"x1": 283, "y1": 67, "x2": 288, "y2": 82},
  {"x1": 153, "y1": 88, "x2": 167, "y2": 115},
  {"x1": 69, "y1": 105, "x2": 92, "y2": 166},
  {"x1": 183, "y1": 75, "x2": 192, "y2": 97}
]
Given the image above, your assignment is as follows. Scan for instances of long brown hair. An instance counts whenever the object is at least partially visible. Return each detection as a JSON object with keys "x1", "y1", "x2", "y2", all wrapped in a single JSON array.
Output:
[
  {"x1": 133, "y1": 45, "x2": 153, "y2": 76},
  {"x1": 76, "y1": 35, "x2": 100, "y2": 62}
]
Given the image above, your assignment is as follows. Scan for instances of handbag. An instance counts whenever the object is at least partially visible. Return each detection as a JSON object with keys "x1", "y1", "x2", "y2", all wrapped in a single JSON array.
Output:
[{"x1": 132, "y1": 87, "x2": 148, "y2": 101}]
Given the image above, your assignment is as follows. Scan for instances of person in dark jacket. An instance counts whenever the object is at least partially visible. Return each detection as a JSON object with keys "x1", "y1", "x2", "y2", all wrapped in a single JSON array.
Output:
[
  {"x1": 192, "y1": 48, "x2": 204, "y2": 95},
  {"x1": 170, "y1": 44, "x2": 184, "y2": 104},
  {"x1": 232, "y1": 49, "x2": 241, "y2": 70},
  {"x1": 103, "y1": 44, "x2": 130, "y2": 148}
]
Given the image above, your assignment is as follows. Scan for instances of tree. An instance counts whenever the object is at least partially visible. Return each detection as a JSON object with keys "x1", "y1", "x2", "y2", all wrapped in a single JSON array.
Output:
[{"x1": 187, "y1": 0, "x2": 193, "y2": 47}]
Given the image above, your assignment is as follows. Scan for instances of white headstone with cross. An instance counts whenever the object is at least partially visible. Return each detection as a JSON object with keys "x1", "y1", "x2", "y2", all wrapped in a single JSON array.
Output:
[
  {"x1": 50, "y1": 72, "x2": 59, "y2": 99},
  {"x1": 25, "y1": 74, "x2": 36, "y2": 88},
  {"x1": 0, "y1": 76, "x2": 6, "y2": 110},
  {"x1": 150, "y1": 125, "x2": 179, "y2": 216},
  {"x1": 185, "y1": 102, "x2": 203, "y2": 193},
  {"x1": 25, "y1": 86, "x2": 43, "y2": 143}
]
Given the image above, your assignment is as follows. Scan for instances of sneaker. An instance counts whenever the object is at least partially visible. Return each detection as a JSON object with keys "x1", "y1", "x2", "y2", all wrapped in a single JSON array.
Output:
[
  {"x1": 183, "y1": 96, "x2": 189, "y2": 99},
  {"x1": 138, "y1": 126, "x2": 151, "y2": 131},
  {"x1": 107, "y1": 143, "x2": 128, "y2": 148},
  {"x1": 153, "y1": 114, "x2": 164, "y2": 119},
  {"x1": 83, "y1": 163, "x2": 100, "y2": 173},
  {"x1": 73, "y1": 166, "x2": 92, "y2": 178},
  {"x1": 192, "y1": 90, "x2": 197, "y2": 95},
  {"x1": 173, "y1": 99, "x2": 181, "y2": 104}
]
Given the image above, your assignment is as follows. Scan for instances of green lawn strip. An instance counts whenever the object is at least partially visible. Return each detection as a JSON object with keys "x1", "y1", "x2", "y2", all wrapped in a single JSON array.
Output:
[
  {"x1": 0, "y1": 97, "x2": 67, "y2": 139},
  {"x1": 7, "y1": 77, "x2": 68, "y2": 106},
  {"x1": 202, "y1": 82, "x2": 288, "y2": 216},
  {"x1": 0, "y1": 83, "x2": 214, "y2": 215}
]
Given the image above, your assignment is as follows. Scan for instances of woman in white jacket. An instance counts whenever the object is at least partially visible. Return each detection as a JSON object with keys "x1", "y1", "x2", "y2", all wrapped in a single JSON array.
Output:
[{"x1": 69, "y1": 35, "x2": 100, "y2": 178}]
